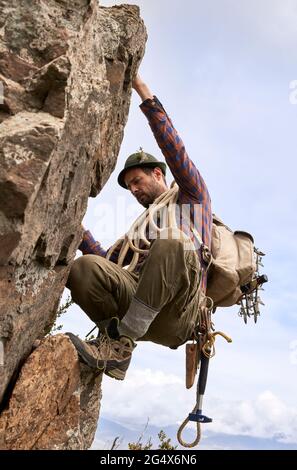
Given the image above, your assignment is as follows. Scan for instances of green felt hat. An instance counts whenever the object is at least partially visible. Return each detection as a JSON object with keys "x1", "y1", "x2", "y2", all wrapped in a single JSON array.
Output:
[{"x1": 118, "y1": 149, "x2": 166, "y2": 189}]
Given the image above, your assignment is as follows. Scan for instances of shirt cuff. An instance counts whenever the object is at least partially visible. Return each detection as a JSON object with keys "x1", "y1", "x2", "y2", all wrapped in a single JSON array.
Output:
[
  {"x1": 140, "y1": 95, "x2": 165, "y2": 113},
  {"x1": 78, "y1": 230, "x2": 95, "y2": 252}
]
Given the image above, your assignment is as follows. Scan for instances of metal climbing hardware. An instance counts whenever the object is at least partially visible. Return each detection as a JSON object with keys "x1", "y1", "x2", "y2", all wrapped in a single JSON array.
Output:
[
  {"x1": 238, "y1": 249, "x2": 268, "y2": 324},
  {"x1": 178, "y1": 215, "x2": 267, "y2": 448},
  {"x1": 177, "y1": 297, "x2": 232, "y2": 448}
]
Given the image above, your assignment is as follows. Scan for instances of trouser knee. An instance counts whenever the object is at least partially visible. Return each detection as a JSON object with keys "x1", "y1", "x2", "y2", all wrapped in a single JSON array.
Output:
[
  {"x1": 66, "y1": 254, "x2": 108, "y2": 306},
  {"x1": 67, "y1": 254, "x2": 95, "y2": 290},
  {"x1": 149, "y1": 237, "x2": 184, "y2": 259}
]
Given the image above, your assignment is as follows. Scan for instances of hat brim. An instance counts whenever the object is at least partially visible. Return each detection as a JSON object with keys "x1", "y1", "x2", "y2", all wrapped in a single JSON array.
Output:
[{"x1": 118, "y1": 162, "x2": 167, "y2": 189}]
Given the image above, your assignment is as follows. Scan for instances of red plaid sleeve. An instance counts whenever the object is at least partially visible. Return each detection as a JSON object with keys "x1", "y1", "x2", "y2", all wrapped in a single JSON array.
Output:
[{"x1": 140, "y1": 96, "x2": 211, "y2": 204}]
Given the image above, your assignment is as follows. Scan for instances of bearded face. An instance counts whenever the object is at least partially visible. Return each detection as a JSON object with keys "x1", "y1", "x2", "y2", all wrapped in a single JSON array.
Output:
[{"x1": 124, "y1": 167, "x2": 167, "y2": 208}]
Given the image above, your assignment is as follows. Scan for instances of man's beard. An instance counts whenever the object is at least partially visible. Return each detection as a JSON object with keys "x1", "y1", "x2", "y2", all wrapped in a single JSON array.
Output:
[
  {"x1": 136, "y1": 183, "x2": 164, "y2": 208},
  {"x1": 137, "y1": 193, "x2": 156, "y2": 208}
]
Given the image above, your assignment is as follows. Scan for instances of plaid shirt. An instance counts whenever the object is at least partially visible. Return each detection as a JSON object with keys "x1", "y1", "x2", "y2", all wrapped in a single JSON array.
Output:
[{"x1": 79, "y1": 96, "x2": 212, "y2": 291}]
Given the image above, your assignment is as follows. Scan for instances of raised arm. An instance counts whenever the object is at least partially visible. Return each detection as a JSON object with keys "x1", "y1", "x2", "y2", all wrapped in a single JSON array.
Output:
[
  {"x1": 132, "y1": 75, "x2": 154, "y2": 102},
  {"x1": 132, "y1": 75, "x2": 210, "y2": 203}
]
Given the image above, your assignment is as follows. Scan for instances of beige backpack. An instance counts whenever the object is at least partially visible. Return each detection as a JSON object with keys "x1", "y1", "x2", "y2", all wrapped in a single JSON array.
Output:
[{"x1": 206, "y1": 215, "x2": 265, "y2": 309}]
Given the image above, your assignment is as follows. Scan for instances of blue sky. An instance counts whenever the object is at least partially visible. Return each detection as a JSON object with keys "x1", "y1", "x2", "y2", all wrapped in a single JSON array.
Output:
[{"x1": 60, "y1": 0, "x2": 297, "y2": 449}]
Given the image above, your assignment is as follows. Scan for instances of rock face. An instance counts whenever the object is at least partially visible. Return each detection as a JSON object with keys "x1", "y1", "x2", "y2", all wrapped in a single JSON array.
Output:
[
  {"x1": 0, "y1": 335, "x2": 103, "y2": 450},
  {"x1": 0, "y1": 0, "x2": 146, "y2": 414}
]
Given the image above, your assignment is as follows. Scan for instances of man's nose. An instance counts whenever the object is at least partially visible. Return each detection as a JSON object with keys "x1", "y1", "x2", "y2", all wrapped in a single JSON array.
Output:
[{"x1": 131, "y1": 185, "x2": 138, "y2": 196}]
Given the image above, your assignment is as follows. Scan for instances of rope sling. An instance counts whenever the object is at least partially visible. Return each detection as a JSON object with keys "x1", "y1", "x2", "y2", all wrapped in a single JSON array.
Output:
[{"x1": 106, "y1": 183, "x2": 195, "y2": 269}]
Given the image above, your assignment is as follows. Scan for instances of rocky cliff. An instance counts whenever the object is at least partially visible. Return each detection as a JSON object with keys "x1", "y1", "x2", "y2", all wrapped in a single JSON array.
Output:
[
  {"x1": 0, "y1": 335, "x2": 103, "y2": 450},
  {"x1": 0, "y1": 0, "x2": 146, "y2": 449}
]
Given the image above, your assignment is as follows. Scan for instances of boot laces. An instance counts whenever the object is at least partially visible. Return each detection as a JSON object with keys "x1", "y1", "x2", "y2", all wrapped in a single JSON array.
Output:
[{"x1": 92, "y1": 334, "x2": 131, "y2": 360}]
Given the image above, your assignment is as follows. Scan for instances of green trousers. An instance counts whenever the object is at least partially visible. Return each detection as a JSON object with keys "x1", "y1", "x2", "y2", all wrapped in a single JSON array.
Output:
[{"x1": 67, "y1": 238, "x2": 202, "y2": 348}]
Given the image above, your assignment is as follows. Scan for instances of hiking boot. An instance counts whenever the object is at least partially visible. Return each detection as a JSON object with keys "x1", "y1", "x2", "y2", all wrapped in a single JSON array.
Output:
[
  {"x1": 103, "y1": 334, "x2": 135, "y2": 380},
  {"x1": 66, "y1": 319, "x2": 135, "y2": 381},
  {"x1": 103, "y1": 317, "x2": 136, "y2": 380}
]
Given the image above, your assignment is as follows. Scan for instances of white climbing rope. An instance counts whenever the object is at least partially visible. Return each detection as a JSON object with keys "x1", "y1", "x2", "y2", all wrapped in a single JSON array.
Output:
[{"x1": 106, "y1": 184, "x2": 193, "y2": 271}]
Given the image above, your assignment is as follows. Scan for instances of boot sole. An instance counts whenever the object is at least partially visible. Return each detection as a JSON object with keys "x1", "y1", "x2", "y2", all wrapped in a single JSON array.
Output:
[
  {"x1": 66, "y1": 333, "x2": 131, "y2": 380},
  {"x1": 104, "y1": 368, "x2": 125, "y2": 381},
  {"x1": 66, "y1": 332, "x2": 106, "y2": 371},
  {"x1": 104, "y1": 356, "x2": 132, "y2": 380}
]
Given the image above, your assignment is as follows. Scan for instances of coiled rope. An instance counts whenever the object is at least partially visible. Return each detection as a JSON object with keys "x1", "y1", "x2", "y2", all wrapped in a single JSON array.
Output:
[{"x1": 106, "y1": 183, "x2": 194, "y2": 271}]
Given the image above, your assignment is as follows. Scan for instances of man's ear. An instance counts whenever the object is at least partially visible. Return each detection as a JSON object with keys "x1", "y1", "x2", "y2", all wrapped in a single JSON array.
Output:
[{"x1": 153, "y1": 167, "x2": 163, "y2": 180}]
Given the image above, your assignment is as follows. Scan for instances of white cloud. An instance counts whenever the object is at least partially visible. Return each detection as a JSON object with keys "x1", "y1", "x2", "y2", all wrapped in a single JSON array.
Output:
[
  {"x1": 208, "y1": 390, "x2": 297, "y2": 444},
  {"x1": 99, "y1": 368, "x2": 297, "y2": 444},
  {"x1": 100, "y1": 368, "x2": 186, "y2": 430}
]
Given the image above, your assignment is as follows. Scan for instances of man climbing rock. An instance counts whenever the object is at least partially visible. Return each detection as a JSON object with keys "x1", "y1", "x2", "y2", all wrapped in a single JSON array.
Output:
[{"x1": 66, "y1": 75, "x2": 212, "y2": 381}]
